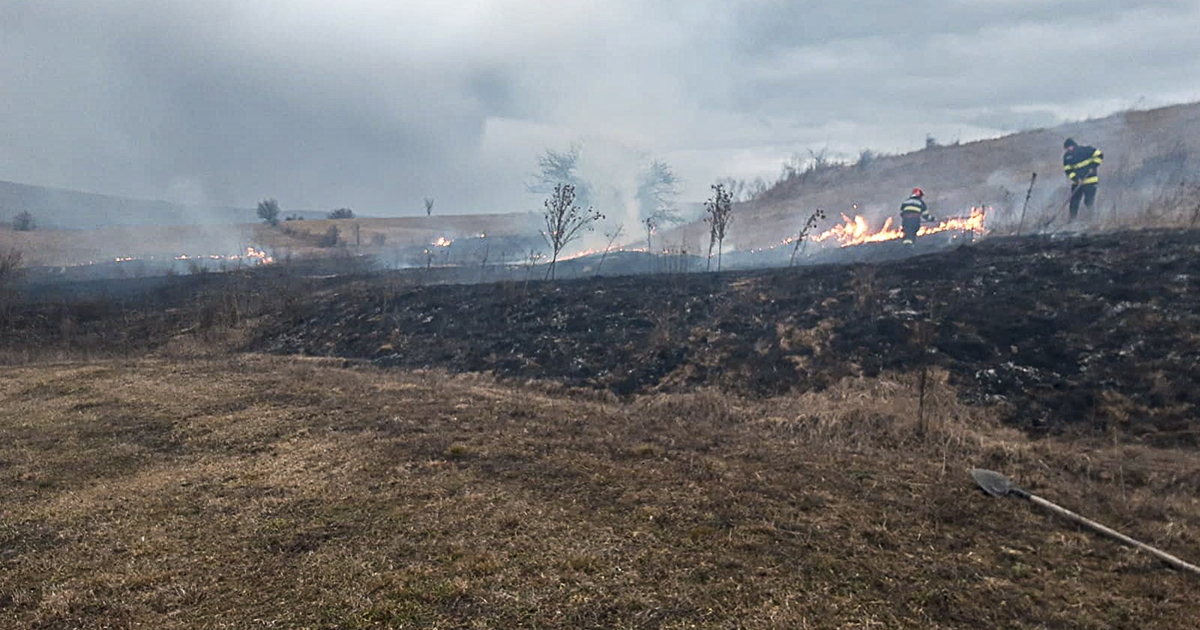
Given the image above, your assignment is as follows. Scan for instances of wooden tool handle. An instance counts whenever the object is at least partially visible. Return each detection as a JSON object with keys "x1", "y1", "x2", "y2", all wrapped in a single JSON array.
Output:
[{"x1": 1029, "y1": 494, "x2": 1200, "y2": 576}]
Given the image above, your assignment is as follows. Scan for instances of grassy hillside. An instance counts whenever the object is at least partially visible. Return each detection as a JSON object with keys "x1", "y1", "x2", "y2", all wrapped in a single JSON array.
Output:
[
  {"x1": 664, "y1": 102, "x2": 1200, "y2": 251},
  {"x1": 0, "y1": 180, "x2": 260, "y2": 229},
  {"x1": 5, "y1": 102, "x2": 1200, "y2": 268}
]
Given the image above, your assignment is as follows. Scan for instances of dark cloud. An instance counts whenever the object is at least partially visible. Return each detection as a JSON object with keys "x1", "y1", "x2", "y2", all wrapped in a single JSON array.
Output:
[{"x1": 1, "y1": 0, "x2": 1199, "y2": 218}]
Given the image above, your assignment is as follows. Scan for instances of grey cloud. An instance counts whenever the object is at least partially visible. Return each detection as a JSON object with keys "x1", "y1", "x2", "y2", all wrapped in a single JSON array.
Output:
[{"x1": 2, "y1": 0, "x2": 1199, "y2": 219}]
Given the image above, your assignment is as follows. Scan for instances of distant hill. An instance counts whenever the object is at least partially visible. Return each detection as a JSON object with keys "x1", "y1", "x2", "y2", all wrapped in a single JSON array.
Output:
[
  {"x1": 663, "y1": 101, "x2": 1200, "y2": 250},
  {"x1": 0, "y1": 180, "x2": 330, "y2": 229}
]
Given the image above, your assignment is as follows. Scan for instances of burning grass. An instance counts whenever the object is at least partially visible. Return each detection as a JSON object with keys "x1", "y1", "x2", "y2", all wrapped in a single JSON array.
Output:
[
  {"x1": 1, "y1": 356, "x2": 1197, "y2": 628},
  {"x1": 807, "y1": 206, "x2": 989, "y2": 248}
]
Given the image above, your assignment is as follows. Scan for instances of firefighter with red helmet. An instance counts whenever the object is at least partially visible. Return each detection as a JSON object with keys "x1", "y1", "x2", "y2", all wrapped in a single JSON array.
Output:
[
  {"x1": 1063, "y1": 138, "x2": 1103, "y2": 222},
  {"x1": 900, "y1": 187, "x2": 935, "y2": 245}
]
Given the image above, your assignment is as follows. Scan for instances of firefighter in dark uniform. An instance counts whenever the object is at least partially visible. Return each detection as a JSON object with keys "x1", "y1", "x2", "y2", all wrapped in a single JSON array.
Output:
[
  {"x1": 1063, "y1": 138, "x2": 1103, "y2": 222},
  {"x1": 900, "y1": 187, "x2": 935, "y2": 245}
]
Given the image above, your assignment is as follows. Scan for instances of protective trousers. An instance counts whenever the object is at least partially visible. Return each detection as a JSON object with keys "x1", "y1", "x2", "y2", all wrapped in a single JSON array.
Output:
[
  {"x1": 1069, "y1": 183, "x2": 1097, "y2": 221},
  {"x1": 901, "y1": 214, "x2": 922, "y2": 243}
]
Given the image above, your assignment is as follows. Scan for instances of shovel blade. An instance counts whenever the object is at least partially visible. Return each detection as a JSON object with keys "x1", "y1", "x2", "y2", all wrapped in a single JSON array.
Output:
[{"x1": 971, "y1": 468, "x2": 1014, "y2": 497}]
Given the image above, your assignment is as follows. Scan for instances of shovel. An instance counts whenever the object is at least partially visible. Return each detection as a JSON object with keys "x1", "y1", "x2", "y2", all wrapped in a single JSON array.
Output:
[{"x1": 970, "y1": 469, "x2": 1200, "y2": 575}]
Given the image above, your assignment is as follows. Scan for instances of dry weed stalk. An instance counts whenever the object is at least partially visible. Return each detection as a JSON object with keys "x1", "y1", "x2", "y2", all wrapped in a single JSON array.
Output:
[{"x1": 789, "y1": 207, "x2": 827, "y2": 267}]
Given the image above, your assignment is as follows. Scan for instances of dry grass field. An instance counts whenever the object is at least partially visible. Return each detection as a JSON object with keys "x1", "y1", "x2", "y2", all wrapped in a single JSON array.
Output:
[
  {"x1": 3, "y1": 102, "x2": 1200, "y2": 630},
  {"x1": 0, "y1": 213, "x2": 538, "y2": 268},
  {"x1": 2, "y1": 354, "x2": 1197, "y2": 629}
]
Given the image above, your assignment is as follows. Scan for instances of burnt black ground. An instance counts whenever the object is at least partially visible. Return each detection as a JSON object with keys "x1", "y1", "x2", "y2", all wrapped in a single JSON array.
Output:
[
  {"x1": 247, "y1": 229, "x2": 1200, "y2": 445},
  {"x1": 5, "y1": 229, "x2": 1198, "y2": 445}
]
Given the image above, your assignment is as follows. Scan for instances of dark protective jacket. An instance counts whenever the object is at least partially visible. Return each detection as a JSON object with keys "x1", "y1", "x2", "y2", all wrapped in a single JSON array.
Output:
[
  {"x1": 900, "y1": 195, "x2": 933, "y2": 220},
  {"x1": 1064, "y1": 145, "x2": 1104, "y2": 186}
]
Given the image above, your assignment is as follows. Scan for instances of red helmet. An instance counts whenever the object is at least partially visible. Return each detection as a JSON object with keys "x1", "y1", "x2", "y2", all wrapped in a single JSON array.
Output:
[{"x1": 911, "y1": 187, "x2": 924, "y2": 198}]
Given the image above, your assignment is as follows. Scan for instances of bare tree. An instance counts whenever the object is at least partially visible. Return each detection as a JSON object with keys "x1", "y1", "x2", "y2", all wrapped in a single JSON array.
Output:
[
  {"x1": 637, "y1": 160, "x2": 682, "y2": 223},
  {"x1": 748, "y1": 176, "x2": 770, "y2": 201},
  {"x1": 779, "y1": 148, "x2": 837, "y2": 184},
  {"x1": 638, "y1": 160, "x2": 681, "y2": 273},
  {"x1": 257, "y1": 199, "x2": 281, "y2": 226},
  {"x1": 541, "y1": 183, "x2": 603, "y2": 280},
  {"x1": 716, "y1": 177, "x2": 748, "y2": 202},
  {"x1": 424, "y1": 198, "x2": 435, "y2": 217},
  {"x1": 704, "y1": 183, "x2": 734, "y2": 272},
  {"x1": 594, "y1": 223, "x2": 624, "y2": 276},
  {"x1": 529, "y1": 144, "x2": 593, "y2": 210},
  {"x1": 716, "y1": 176, "x2": 773, "y2": 203}
]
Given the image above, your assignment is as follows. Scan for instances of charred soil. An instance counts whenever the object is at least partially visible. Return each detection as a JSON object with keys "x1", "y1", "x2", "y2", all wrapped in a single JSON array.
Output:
[
  {"x1": 247, "y1": 229, "x2": 1200, "y2": 445},
  {"x1": 4, "y1": 229, "x2": 1199, "y2": 445}
]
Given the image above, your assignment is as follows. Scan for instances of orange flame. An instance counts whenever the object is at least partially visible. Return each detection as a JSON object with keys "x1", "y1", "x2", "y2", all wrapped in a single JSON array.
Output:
[
  {"x1": 811, "y1": 207, "x2": 988, "y2": 247},
  {"x1": 172, "y1": 246, "x2": 274, "y2": 265},
  {"x1": 432, "y1": 236, "x2": 454, "y2": 247}
]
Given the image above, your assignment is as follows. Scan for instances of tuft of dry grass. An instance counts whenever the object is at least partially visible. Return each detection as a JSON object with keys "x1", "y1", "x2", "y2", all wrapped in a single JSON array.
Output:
[{"x1": 1, "y1": 356, "x2": 1197, "y2": 629}]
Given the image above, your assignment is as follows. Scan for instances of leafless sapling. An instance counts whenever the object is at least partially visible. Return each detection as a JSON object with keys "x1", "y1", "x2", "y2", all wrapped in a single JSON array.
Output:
[
  {"x1": 704, "y1": 182, "x2": 734, "y2": 272},
  {"x1": 540, "y1": 183, "x2": 603, "y2": 280},
  {"x1": 522, "y1": 248, "x2": 544, "y2": 286},
  {"x1": 644, "y1": 216, "x2": 657, "y2": 273},
  {"x1": 595, "y1": 223, "x2": 624, "y2": 276},
  {"x1": 424, "y1": 198, "x2": 435, "y2": 217}
]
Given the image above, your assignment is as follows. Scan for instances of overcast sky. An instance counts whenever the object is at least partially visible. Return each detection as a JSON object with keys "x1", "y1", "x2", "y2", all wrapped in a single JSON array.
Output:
[{"x1": 3, "y1": 0, "x2": 1200, "y2": 216}]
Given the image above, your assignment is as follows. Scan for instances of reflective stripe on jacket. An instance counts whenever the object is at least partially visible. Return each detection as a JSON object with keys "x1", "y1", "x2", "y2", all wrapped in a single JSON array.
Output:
[
  {"x1": 900, "y1": 195, "x2": 931, "y2": 219},
  {"x1": 1064, "y1": 145, "x2": 1103, "y2": 186}
]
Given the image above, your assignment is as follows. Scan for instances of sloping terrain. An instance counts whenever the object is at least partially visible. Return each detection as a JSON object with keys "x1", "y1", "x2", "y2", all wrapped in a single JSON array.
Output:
[
  {"x1": 245, "y1": 229, "x2": 1200, "y2": 444},
  {"x1": 0, "y1": 179, "x2": 261, "y2": 229},
  {"x1": 1, "y1": 357, "x2": 1197, "y2": 628},
  {"x1": 663, "y1": 102, "x2": 1200, "y2": 252}
]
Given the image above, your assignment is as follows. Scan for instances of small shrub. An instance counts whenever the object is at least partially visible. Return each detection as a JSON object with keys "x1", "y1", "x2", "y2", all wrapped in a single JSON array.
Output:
[
  {"x1": 851, "y1": 264, "x2": 879, "y2": 315},
  {"x1": 12, "y1": 211, "x2": 35, "y2": 231},
  {"x1": 317, "y1": 225, "x2": 340, "y2": 248},
  {"x1": 855, "y1": 149, "x2": 875, "y2": 171},
  {"x1": 327, "y1": 208, "x2": 354, "y2": 220},
  {"x1": 257, "y1": 199, "x2": 281, "y2": 226},
  {"x1": 370, "y1": 232, "x2": 387, "y2": 247},
  {"x1": 1, "y1": 249, "x2": 23, "y2": 319}
]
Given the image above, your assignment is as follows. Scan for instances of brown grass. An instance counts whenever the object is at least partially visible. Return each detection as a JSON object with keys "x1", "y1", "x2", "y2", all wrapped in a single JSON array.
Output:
[
  {"x1": 1, "y1": 356, "x2": 1197, "y2": 628},
  {"x1": 0, "y1": 213, "x2": 534, "y2": 267}
]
